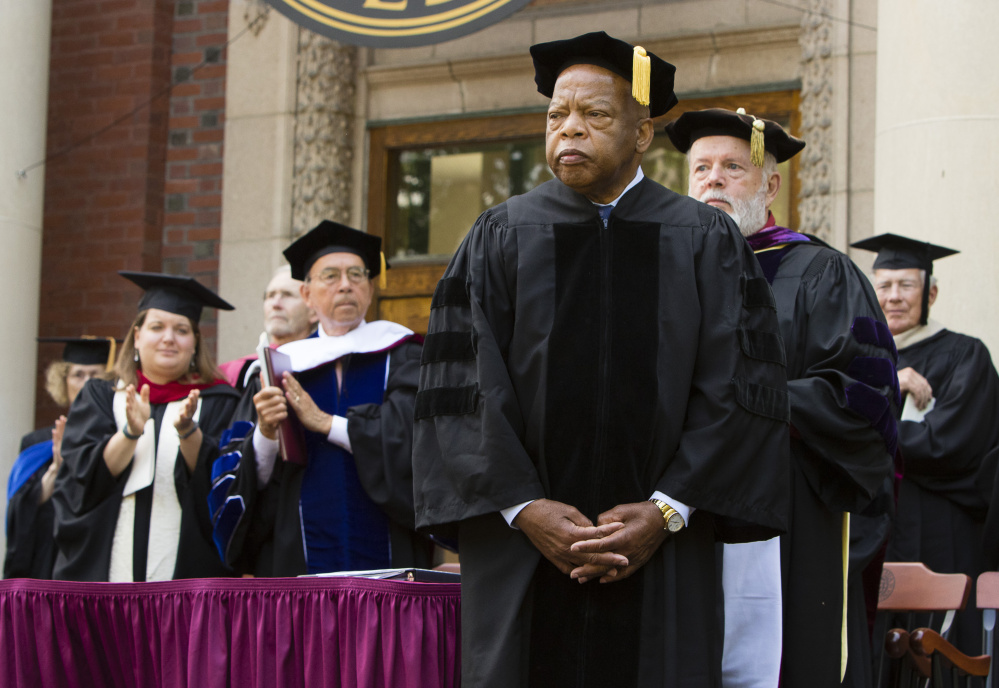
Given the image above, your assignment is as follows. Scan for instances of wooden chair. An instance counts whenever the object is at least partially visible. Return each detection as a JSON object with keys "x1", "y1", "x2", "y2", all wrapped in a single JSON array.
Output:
[
  {"x1": 978, "y1": 572, "x2": 999, "y2": 688},
  {"x1": 909, "y1": 627, "x2": 990, "y2": 687},
  {"x1": 876, "y1": 562, "x2": 973, "y2": 688}
]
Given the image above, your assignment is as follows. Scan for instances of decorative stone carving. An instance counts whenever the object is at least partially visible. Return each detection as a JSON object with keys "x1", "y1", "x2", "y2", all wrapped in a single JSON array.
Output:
[
  {"x1": 798, "y1": 0, "x2": 834, "y2": 241},
  {"x1": 243, "y1": 0, "x2": 270, "y2": 36},
  {"x1": 291, "y1": 29, "x2": 357, "y2": 237}
]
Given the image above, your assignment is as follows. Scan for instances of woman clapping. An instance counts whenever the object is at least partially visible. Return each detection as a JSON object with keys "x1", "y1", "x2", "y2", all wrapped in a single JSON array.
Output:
[{"x1": 53, "y1": 272, "x2": 239, "y2": 581}]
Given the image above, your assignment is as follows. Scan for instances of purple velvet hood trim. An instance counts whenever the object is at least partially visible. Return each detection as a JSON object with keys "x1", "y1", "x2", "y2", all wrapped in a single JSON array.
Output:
[{"x1": 746, "y1": 224, "x2": 811, "y2": 252}]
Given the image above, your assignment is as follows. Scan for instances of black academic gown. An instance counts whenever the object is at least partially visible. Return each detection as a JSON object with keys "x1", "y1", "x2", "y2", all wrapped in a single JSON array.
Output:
[
  {"x1": 4, "y1": 428, "x2": 58, "y2": 579},
  {"x1": 754, "y1": 237, "x2": 898, "y2": 688},
  {"x1": 413, "y1": 177, "x2": 791, "y2": 688},
  {"x1": 887, "y1": 328, "x2": 999, "y2": 652},
  {"x1": 216, "y1": 340, "x2": 433, "y2": 577},
  {"x1": 52, "y1": 378, "x2": 239, "y2": 581}
]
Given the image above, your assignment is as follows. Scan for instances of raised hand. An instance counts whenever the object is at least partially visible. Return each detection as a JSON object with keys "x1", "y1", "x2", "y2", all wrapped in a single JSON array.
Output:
[
  {"x1": 174, "y1": 389, "x2": 200, "y2": 433},
  {"x1": 40, "y1": 416, "x2": 67, "y2": 504},
  {"x1": 253, "y1": 369, "x2": 289, "y2": 440},
  {"x1": 125, "y1": 383, "x2": 151, "y2": 438},
  {"x1": 282, "y1": 372, "x2": 333, "y2": 435}
]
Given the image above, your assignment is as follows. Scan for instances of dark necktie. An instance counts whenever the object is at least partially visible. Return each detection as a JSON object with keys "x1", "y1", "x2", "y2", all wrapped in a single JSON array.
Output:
[{"x1": 597, "y1": 204, "x2": 613, "y2": 227}]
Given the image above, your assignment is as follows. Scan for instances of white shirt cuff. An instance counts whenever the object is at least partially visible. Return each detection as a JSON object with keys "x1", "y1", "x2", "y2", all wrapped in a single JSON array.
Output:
[
  {"x1": 253, "y1": 425, "x2": 280, "y2": 488},
  {"x1": 501, "y1": 500, "x2": 533, "y2": 528},
  {"x1": 651, "y1": 491, "x2": 694, "y2": 525},
  {"x1": 327, "y1": 415, "x2": 351, "y2": 452}
]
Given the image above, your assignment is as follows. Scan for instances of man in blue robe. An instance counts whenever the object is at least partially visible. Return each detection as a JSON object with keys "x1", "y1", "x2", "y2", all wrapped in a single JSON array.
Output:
[{"x1": 210, "y1": 221, "x2": 431, "y2": 575}]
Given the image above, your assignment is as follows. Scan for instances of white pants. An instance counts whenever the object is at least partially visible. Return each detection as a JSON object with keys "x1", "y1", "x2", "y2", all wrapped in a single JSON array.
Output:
[{"x1": 721, "y1": 537, "x2": 783, "y2": 688}]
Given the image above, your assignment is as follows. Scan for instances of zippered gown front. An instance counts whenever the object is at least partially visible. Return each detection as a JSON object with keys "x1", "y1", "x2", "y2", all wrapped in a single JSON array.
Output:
[{"x1": 413, "y1": 176, "x2": 791, "y2": 688}]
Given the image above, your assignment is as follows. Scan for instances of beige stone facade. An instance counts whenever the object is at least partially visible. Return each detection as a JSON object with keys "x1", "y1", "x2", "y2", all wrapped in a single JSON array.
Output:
[
  {"x1": 0, "y1": 0, "x2": 51, "y2": 544},
  {"x1": 218, "y1": 0, "x2": 999, "y2": 361}
]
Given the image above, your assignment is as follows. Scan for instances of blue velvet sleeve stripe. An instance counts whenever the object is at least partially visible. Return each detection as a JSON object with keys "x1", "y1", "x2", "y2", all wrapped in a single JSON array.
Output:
[
  {"x1": 738, "y1": 328, "x2": 787, "y2": 366},
  {"x1": 218, "y1": 420, "x2": 254, "y2": 450},
  {"x1": 742, "y1": 276, "x2": 776, "y2": 310},
  {"x1": 851, "y1": 316, "x2": 898, "y2": 360},
  {"x1": 211, "y1": 496, "x2": 245, "y2": 563},
  {"x1": 415, "y1": 384, "x2": 479, "y2": 419},
  {"x1": 431, "y1": 277, "x2": 470, "y2": 309},
  {"x1": 7, "y1": 440, "x2": 54, "y2": 501},
  {"x1": 848, "y1": 357, "x2": 902, "y2": 406},
  {"x1": 208, "y1": 474, "x2": 235, "y2": 520},
  {"x1": 211, "y1": 451, "x2": 242, "y2": 483},
  {"x1": 421, "y1": 331, "x2": 476, "y2": 364},
  {"x1": 845, "y1": 382, "x2": 898, "y2": 456}
]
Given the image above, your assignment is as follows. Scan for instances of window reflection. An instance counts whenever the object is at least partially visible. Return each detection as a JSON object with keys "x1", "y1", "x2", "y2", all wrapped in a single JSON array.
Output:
[{"x1": 387, "y1": 127, "x2": 792, "y2": 262}]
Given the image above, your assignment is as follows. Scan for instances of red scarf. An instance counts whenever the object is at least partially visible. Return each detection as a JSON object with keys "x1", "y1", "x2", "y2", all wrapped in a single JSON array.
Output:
[{"x1": 136, "y1": 371, "x2": 226, "y2": 404}]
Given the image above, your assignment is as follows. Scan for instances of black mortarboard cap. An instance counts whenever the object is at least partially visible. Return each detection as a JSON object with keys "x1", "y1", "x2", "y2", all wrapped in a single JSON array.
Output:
[
  {"x1": 664, "y1": 108, "x2": 806, "y2": 164},
  {"x1": 283, "y1": 220, "x2": 385, "y2": 282},
  {"x1": 119, "y1": 271, "x2": 235, "y2": 323},
  {"x1": 851, "y1": 233, "x2": 959, "y2": 325},
  {"x1": 851, "y1": 233, "x2": 959, "y2": 272},
  {"x1": 37, "y1": 336, "x2": 119, "y2": 370},
  {"x1": 530, "y1": 31, "x2": 678, "y2": 118}
]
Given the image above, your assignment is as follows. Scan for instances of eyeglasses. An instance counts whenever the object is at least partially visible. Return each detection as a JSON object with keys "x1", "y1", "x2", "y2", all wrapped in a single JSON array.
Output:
[
  {"x1": 68, "y1": 370, "x2": 102, "y2": 381},
  {"x1": 309, "y1": 266, "x2": 370, "y2": 286}
]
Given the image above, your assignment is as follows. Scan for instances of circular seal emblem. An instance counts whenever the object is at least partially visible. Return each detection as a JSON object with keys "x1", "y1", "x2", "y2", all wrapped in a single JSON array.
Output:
[
  {"x1": 879, "y1": 568, "x2": 896, "y2": 602},
  {"x1": 264, "y1": 0, "x2": 535, "y2": 48}
]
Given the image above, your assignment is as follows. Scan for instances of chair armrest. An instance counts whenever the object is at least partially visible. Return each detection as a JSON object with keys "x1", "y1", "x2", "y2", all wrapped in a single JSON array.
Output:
[{"x1": 910, "y1": 628, "x2": 992, "y2": 677}]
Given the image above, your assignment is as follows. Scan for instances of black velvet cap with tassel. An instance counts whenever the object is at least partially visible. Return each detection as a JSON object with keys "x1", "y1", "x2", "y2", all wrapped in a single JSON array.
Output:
[
  {"x1": 283, "y1": 220, "x2": 387, "y2": 289},
  {"x1": 664, "y1": 107, "x2": 806, "y2": 166},
  {"x1": 37, "y1": 336, "x2": 119, "y2": 371},
  {"x1": 530, "y1": 31, "x2": 678, "y2": 118}
]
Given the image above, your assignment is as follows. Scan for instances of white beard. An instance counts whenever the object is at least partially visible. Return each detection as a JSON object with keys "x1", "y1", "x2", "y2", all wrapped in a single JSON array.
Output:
[{"x1": 693, "y1": 182, "x2": 770, "y2": 237}]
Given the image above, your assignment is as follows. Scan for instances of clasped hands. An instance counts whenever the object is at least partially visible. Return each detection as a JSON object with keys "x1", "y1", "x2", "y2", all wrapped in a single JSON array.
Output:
[
  {"x1": 254, "y1": 372, "x2": 332, "y2": 440},
  {"x1": 514, "y1": 498, "x2": 667, "y2": 585}
]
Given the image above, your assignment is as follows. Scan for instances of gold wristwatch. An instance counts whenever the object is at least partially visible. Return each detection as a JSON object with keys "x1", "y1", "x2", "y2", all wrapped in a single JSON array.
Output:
[{"x1": 650, "y1": 499, "x2": 685, "y2": 533}]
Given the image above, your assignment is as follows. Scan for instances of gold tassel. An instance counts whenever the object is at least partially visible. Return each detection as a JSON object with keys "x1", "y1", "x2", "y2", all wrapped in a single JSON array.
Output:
[
  {"x1": 750, "y1": 119, "x2": 766, "y2": 168},
  {"x1": 105, "y1": 336, "x2": 117, "y2": 372},
  {"x1": 632, "y1": 46, "x2": 651, "y2": 107},
  {"x1": 379, "y1": 251, "x2": 387, "y2": 290}
]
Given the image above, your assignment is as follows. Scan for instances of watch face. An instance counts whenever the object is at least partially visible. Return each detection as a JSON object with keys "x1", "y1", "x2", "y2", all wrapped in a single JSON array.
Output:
[{"x1": 667, "y1": 513, "x2": 684, "y2": 532}]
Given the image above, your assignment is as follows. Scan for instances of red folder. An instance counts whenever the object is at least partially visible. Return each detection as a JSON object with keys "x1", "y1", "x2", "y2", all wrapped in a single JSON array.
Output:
[{"x1": 260, "y1": 347, "x2": 309, "y2": 465}]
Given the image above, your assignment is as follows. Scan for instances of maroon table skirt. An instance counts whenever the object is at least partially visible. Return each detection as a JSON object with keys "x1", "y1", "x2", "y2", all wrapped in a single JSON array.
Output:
[{"x1": 0, "y1": 576, "x2": 460, "y2": 688}]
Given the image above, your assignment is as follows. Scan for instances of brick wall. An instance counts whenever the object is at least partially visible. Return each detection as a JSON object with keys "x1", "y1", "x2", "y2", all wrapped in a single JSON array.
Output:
[
  {"x1": 163, "y1": 0, "x2": 229, "y2": 355},
  {"x1": 35, "y1": 0, "x2": 229, "y2": 429}
]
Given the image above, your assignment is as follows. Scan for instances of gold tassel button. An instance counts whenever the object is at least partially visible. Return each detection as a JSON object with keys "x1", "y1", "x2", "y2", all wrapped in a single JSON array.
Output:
[
  {"x1": 632, "y1": 46, "x2": 651, "y2": 107},
  {"x1": 379, "y1": 251, "x2": 387, "y2": 290},
  {"x1": 750, "y1": 119, "x2": 766, "y2": 168}
]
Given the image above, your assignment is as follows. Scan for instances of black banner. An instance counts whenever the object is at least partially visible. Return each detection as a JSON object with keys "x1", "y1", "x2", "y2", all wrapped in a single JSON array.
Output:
[{"x1": 264, "y1": 0, "x2": 534, "y2": 48}]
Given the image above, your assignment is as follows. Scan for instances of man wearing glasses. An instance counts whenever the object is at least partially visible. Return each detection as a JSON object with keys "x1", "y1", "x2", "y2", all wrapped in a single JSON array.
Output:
[{"x1": 210, "y1": 220, "x2": 433, "y2": 576}]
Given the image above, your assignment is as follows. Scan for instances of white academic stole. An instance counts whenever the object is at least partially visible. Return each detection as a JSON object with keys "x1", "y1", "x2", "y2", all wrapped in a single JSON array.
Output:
[{"x1": 108, "y1": 385, "x2": 202, "y2": 582}]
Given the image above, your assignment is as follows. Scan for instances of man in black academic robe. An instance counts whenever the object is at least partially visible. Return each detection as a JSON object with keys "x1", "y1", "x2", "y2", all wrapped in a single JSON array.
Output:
[
  {"x1": 854, "y1": 233, "x2": 999, "y2": 655},
  {"x1": 209, "y1": 222, "x2": 432, "y2": 576},
  {"x1": 413, "y1": 34, "x2": 790, "y2": 688},
  {"x1": 669, "y1": 109, "x2": 898, "y2": 688}
]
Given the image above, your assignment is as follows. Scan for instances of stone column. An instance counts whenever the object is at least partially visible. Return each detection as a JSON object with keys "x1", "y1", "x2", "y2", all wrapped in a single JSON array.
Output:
[
  {"x1": 0, "y1": 1, "x2": 51, "y2": 544},
  {"x1": 217, "y1": 1, "x2": 299, "y2": 362},
  {"x1": 874, "y1": 0, "x2": 999, "y2": 355}
]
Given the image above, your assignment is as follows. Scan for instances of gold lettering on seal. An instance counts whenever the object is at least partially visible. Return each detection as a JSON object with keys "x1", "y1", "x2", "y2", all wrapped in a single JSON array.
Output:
[{"x1": 362, "y1": 0, "x2": 407, "y2": 9}]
